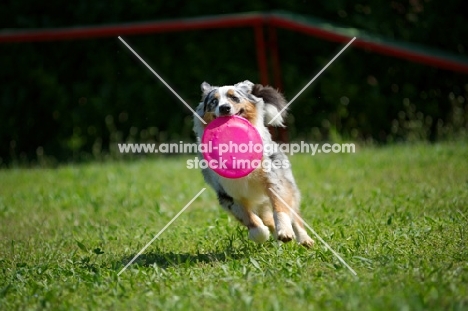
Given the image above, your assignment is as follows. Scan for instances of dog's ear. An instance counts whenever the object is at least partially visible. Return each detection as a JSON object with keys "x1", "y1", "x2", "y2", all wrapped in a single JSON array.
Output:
[
  {"x1": 201, "y1": 82, "x2": 214, "y2": 95},
  {"x1": 252, "y1": 84, "x2": 288, "y2": 127},
  {"x1": 234, "y1": 80, "x2": 254, "y2": 94}
]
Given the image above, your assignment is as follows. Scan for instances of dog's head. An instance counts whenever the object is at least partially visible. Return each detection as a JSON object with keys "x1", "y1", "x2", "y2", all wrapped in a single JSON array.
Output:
[
  {"x1": 198, "y1": 81, "x2": 258, "y2": 125},
  {"x1": 195, "y1": 80, "x2": 287, "y2": 131}
]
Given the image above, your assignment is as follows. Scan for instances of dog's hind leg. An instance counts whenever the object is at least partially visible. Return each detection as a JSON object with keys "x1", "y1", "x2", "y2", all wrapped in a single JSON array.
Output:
[
  {"x1": 245, "y1": 212, "x2": 271, "y2": 243},
  {"x1": 217, "y1": 190, "x2": 270, "y2": 243},
  {"x1": 258, "y1": 207, "x2": 276, "y2": 234}
]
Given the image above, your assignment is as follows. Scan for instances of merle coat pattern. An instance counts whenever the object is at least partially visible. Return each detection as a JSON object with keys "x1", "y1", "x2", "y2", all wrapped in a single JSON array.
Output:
[{"x1": 193, "y1": 80, "x2": 314, "y2": 247}]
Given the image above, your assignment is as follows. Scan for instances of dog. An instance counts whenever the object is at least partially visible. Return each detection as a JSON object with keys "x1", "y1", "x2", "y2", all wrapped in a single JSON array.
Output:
[{"x1": 193, "y1": 80, "x2": 314, "y2": 247}]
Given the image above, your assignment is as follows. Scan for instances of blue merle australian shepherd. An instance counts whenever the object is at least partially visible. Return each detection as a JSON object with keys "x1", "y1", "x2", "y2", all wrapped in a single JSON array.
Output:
[{"x1": 193, "y1": 80, "x2": 314, "y2": 247}]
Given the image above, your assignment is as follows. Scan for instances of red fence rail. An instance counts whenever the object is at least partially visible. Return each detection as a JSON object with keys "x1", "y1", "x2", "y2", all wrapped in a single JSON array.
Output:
[{"x1": 2, "y1": 12, "x2": 468, "y2": 75}]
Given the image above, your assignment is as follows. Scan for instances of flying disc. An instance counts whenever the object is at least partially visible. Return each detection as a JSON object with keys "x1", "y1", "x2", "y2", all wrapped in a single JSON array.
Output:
[{"x1": 201, "y1": 115, "x2": 263, "y2": 178}]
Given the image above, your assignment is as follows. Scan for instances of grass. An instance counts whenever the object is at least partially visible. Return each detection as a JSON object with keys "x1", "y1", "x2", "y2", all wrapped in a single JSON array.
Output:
[{"x1": 1, "y1": 143, "x2": 467, "y2": 310}]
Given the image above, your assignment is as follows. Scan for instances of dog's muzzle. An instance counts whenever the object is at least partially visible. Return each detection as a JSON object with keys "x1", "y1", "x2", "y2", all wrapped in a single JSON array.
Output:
[{"x1": 219, "y1": 104, "x2": 232, "y2": 116}]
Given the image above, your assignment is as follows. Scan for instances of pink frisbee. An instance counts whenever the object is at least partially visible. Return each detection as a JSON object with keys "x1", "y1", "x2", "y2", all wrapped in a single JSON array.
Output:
[{"x1": 201, "y1": 115, "x2": 263, "y2": 178}]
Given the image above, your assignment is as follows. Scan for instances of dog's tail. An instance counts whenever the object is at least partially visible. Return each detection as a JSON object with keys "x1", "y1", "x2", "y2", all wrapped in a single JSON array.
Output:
[{"x1": 252, "y1": 84, "x2": 288, "y2": 127}]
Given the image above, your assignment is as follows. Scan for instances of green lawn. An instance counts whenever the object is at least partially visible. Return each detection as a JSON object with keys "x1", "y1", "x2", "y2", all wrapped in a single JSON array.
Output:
[{"x1": 1, "y1": 143, "x2": 467, "y2": 310}]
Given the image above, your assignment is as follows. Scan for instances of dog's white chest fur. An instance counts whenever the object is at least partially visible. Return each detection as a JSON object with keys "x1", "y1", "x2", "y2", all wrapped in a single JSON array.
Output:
[{"x1": 218, "y1": 169, "x2": 269, "y2": 207}]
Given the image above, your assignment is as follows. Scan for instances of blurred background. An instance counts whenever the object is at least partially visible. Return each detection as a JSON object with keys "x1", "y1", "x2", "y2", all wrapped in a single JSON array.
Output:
[{"x1": 1, "y1": 0, "x2": 467, "y2": 166}]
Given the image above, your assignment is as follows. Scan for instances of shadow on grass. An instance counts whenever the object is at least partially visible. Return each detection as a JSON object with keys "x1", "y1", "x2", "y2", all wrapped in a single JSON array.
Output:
[
  {"x1": 116, "y1": 228, "x2": 263, "y2": 270},
  {"x1": 118, "y1": 249, "x2": 246, "y2": 270}
]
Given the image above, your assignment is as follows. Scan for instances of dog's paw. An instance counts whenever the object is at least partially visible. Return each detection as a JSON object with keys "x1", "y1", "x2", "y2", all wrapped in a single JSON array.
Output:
[
  {"x1": 299, "y1": 236, "x2": 315, "y2": 248},
  {"x1": 276, "y1": 228, "x2": 295, "y2": 243},
  {"x1": 248, "y1": 225, "x2": 270, "y2": 243},
  {"x1": 274, "y1": 212, "x2": 295, "y2": 242},
  {"x1": 294, "y1": 227, "x2": 315, "y2": 248}
]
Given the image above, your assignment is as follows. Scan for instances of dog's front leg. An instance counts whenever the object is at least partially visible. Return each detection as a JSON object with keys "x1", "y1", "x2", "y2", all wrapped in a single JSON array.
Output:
[
  {"x1": 267, "y1": 187, "x2": 296, "y2": 243},
  {"x1": 217, "y1": 191, "x2": 270, "y2": 243}
]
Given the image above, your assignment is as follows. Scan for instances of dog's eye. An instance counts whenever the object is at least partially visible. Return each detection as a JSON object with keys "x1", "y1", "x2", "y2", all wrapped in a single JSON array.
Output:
[
  {"x1": 228, "y1": 94, "x2": 240, "y2": 103},
  {"x1": 211, "y1": 98, "x2": 219, "y2": 106}
]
